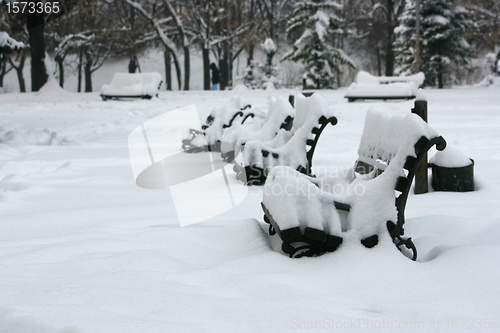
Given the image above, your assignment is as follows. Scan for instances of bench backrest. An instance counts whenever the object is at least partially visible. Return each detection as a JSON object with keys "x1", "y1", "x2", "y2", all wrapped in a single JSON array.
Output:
[
  {"x1": 242, "y1": 93, "x2": 337, "y2": 176},
  {"x1": 354, "y1": 110, "x2": 446, "y2": 254},
  {"x1": 357, "y1": 111, "x2": 431, "y2": 171},
  {"x1": 259, "y1": 96, "x2": 295, "y2": 133},
  {"x1": 356, "y1": 110, "x2": 444, "y2": 177}
]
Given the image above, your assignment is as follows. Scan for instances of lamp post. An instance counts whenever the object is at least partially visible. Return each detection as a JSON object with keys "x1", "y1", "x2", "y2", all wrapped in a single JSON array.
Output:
[{"x1": 413, "y1": 1, "x2": 426, "y2": 194}]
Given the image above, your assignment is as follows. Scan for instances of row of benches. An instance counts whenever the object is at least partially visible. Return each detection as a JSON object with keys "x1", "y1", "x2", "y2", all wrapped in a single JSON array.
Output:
[
  {"x1": 181, "y1": 93, "x2": 445, "y2": 260},
  {"x1": 108, "y1": 72, "x2": 443, "y2": 261}
]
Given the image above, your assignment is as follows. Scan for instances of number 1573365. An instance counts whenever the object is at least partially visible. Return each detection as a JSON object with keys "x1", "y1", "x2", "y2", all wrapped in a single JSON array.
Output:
[{"x1": 6, "y1": 1, "x2": 60, "y2": 14}]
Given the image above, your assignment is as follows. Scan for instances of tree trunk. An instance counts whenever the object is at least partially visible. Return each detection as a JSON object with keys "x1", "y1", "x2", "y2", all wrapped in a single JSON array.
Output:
[
  {"x1": 227, "y1": 49, "x2": 233, "y2": 88},
  {"x1": 183, "y1": 46, "x2": 190, "y2": 91},
  {"x1": 0, "y1": 58, "x2": 7, "y2": 88},
  {"x1": 77, "y1": 49, "x2": 83, "y2": 92},
  {"x1": 16, "y1": 66, "x2": 26, "y2": 93},
  {"x1": 438, "y1": 62, "x2": 443, "y2": 88},
  {"x1": 7, "y1": 49, "x2": 27, "y2": 92},
  {"x1": 56, "y1": 55, "x2": 64, "y2": 87},
  {"x1": 495, "y1": 50, "x2": 500, "y2": 74},
  {"x1": 16, "y1": 50, "x2": 27, "y2": 92},
  {"x1": 376, "y1": 43, "x2": 382, "y2": 76},
  {"x1": 247, "y1": 44, "x2": 254, "y2": 66},
  {"x1": 84, "y1": 51, "x2": 92, "y2": 92},
  {"x1": 385, "y1": 0, "x2": 395, "y2": 76},
  {"x1": 203, "y1": 46, "x2": 210, "y2": 90},
  {"x1": 164, "y1": 50, "x2": 172, "y2": 91},
  {"x1": 128, "y1": 56, "x2": 138, "y2": 73},
  {"x1": 219, "y1": 44, "x2": 229, "y2": 90},
  {"x1": 27, "y1": 11, "x2": 48, "y2": 91},
  {"x1": 219, "y1": 57, "x2": 227, "y2": 91},
  {"x1": 173, "y1": 52, "x2": 182, "y2": 90}
]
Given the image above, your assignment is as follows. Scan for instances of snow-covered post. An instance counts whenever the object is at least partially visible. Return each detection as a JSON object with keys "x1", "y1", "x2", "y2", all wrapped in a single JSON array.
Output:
[{"x1": 412, "y1": 89, "x2": 428, "y2": 194}]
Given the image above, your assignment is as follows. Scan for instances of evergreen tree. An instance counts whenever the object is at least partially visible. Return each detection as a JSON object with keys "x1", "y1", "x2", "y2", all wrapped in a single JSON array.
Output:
[
  {"x1": 282, "y1": 0, "x2": 355, "y2": 89},
  {"x1": 395, "y1": 0, "x2": 476, "y2": 88},
  {"x1": 242, "y1": 59, "x2": 260, "y2": 89}
]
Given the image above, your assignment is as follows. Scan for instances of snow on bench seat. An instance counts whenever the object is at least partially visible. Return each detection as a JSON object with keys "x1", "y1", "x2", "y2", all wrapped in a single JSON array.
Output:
[
  {"x1": 100, "y1": 72, "x2": 163, "y2": 100},
  {"x1": 345, "y1": 71, "x2": 425, "y2": 102}
]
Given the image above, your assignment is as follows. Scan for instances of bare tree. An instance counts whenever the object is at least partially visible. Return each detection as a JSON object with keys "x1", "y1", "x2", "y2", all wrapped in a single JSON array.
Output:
[
  {"x1": 0, "y1": 31, "x2": 25, "y2": 90},
  {"x1": 122, "y1": 0, "x2": 185, "y2": 90}
]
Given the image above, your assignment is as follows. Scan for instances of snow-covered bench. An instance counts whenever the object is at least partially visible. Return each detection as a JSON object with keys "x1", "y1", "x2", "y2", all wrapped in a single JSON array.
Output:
[
  {"x1": 234, "y1": 93, "x2": 338, "y2": 185},
  {"x1": 345, "y1": 71, "x2": 425, "y2": 102},
  {"x1": 220, "y1": 96, "x2": 295, "y2": 162},
  {"x1": 182, "y1": 96, "x2": 254, "y2": 153},
  {"x1": 101, "y1": 72, "x2": 163, "y2": 100},
  {"x1": 261, "y1": 107, "x2": 446, "y2": 259}
]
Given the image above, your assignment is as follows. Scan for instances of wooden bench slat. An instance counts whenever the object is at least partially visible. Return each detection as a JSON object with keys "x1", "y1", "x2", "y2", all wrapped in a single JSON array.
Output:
[
  {"x1": 304, "y1": 227, "x2": 326, "y2": 242},
  {"x1": 280, "y1": 227, "x2": 303, "y2": 242},
  {"x1": 334, "y1": 201, "x2": 351, "y2": 212}
]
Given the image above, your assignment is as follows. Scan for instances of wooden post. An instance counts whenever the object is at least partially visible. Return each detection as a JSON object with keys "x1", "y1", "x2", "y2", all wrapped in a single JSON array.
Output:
[
  {"x1": 289, "y1": 94, "x2": 295, "y2": 107},
  {"x1": 412, "y1": 98, "x2": 428, "y2": 194}
]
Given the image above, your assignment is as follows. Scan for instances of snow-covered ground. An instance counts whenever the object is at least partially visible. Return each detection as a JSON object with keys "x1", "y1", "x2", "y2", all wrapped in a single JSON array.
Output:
[{"x1": 1, "y1": 86, "x2": 499, "y2": 332}]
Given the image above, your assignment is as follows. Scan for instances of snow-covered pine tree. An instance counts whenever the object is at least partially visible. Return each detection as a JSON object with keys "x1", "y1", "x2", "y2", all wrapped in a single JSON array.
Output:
[
  {"x1": 395, "y1": 0, "x2": 476, "y2": 88},
  {"x1": 243, "y1": 59, "x2": 261, "y2": 89},
  {"x1": 282, "y1": 0, "x2": 355, "y2": 89}
]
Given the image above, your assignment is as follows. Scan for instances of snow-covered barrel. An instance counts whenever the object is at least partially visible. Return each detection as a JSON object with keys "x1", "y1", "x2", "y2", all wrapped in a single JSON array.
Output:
[{"x1": 429, "y1": 147, "x2": 474, "y2": 192}]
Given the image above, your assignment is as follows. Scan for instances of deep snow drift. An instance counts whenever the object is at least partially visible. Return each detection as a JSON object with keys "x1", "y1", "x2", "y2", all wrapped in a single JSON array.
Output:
[{"x1": 0, "y1": 87, "x2": 499, "y2": 332}]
